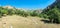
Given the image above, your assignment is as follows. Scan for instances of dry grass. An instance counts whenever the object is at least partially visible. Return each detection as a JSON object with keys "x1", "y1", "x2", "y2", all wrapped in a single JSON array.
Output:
[{"x1": 0, "y1": 15, "x2": 60, "y2": 28}]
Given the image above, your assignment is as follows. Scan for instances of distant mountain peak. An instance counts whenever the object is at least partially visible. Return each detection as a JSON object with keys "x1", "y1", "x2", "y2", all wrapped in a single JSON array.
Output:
[{"x1": 3, "y1": 5, "x2": 14, "y2": 9}]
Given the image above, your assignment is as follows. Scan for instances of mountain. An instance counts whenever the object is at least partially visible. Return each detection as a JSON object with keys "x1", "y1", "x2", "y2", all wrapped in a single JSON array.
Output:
[
  {"x1": 46, "y1": 0, "x2": 60, "y2": 9},
  {"x1": 42, "y1": 0, "x2": 60, "y2": 13},
  {"x1": 3, "y1": 5, "x2": 15, "y2": 9}
]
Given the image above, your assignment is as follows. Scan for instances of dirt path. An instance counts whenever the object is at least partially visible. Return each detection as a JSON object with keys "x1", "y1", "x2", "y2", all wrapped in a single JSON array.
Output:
[{"x1": 0, "y1": 15, "x2": 60, "y2": 28}]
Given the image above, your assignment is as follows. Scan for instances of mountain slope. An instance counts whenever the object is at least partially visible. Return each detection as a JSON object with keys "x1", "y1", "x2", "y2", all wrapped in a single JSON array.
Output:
[
  {"x1": 46, "y1": 0, "x2": 60, "y2": 9},
  {"x1": 41, "y1": 0, "x2": 60, "y2": 23}
]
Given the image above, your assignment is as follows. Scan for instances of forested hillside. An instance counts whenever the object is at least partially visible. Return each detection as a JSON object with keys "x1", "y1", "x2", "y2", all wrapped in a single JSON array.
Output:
[{"x1": 41, "y1": 0, "x2": 60, "y2": 24}]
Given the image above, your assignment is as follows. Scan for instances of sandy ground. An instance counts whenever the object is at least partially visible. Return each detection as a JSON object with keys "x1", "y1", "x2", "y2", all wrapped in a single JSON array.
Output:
[{"x1": 0, "y1": 15, "x2": 60, "y2": 28}]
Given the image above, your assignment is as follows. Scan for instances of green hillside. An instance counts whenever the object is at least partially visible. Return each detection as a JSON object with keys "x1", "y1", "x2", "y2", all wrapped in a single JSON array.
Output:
[{"x1": 41, "y1": 0, "x2": 60, "y2": 24}]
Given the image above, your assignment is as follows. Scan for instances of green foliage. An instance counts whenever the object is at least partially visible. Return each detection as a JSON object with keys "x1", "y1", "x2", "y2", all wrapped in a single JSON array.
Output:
[
  {"x1": 15, "y1": 10, "x2": 28, "y2": 17},
  {"x1": 0, "y1": 14, "x2": 2, "y2": 18},
  {"x1": 22, "y1": 12, "x2": 28, "y2": 17},
  {"x1": 7, "y1": 9, "x2": 15, "y2": 15},
  {"x1": 15, "y1": 10, "x2": 21, "y2": 15},
  {"x1": 41, "y1": 6, "x2": 60, "y2": 23},
  {"x1": 30, "y1": 11, "x2": 38, "y2": 16},
  {"x1": 0, "y1": 6, "x2": 40, "y2": 18},
  {"x1": 1, "y1": 9, "x2": 8, "y2": 15}
]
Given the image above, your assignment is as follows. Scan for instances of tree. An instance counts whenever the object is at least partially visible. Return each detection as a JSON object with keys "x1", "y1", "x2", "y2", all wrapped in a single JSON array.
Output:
[
  {"x1": 41, "y1": 6, "x2": 60, "y2": 23},
  {"x1": 30, "y1": 10, "x2": 38, "y2": 16},
  {"x1": 7, "y1": 9, "x2": 15, "y2": 15}
]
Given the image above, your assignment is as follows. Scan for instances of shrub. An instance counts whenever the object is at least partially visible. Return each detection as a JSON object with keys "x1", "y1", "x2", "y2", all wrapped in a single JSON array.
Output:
[
  {"x1": 7, "y1": 9, "x2": 15, "y2": 15},
  {"x1": 1, "y1": 9, "x2": 8, "y2": 15},
  {"x1": 41, "y1": 6, "x2": 60, "y2": 23},
  {"x1": 30, "y1": 11, "x2": 38, "y2": 16},
  {"x1": 23, "y1": 12, "x2": 28, "y2": 17}
]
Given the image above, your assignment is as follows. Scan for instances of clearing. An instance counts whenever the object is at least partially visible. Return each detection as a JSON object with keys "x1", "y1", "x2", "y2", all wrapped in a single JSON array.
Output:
[{"x1": 0, "y1": 15, "x2": 60, "y2": 28}]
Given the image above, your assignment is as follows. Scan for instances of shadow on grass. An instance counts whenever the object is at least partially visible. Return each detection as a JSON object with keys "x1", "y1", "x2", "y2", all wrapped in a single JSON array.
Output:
[
  {"x1": 41, "y1": 19, "x2": 51, "y2": 24},
  {"x1": 41, "y1": 19, "x2": 60, "y2": 24}
]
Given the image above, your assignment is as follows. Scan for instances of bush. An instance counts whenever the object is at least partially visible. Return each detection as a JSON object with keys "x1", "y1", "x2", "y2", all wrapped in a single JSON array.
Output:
[
  {"x1": 15, "y1": 10, "x2": 28, "y2": 17},
  {"x1": 7, "y1": 9, "x2": 15, "y2": 15},
  {"x1": 23, "y1": 12, "x2": 28, "y2": 17},
  {"x1": 41, "y1": 6, "x2": 60, "y2": 23},
  {"x1": 1, "y1": 9, "x2": 8, "y2": 15},
  {"x1": 19, "y1": 11, "x2": 28, "y2": 17},
  {"x1": 30, "y1": 11, "x2": 38, "y2": 16},
  {"x1": 0, "y1": 14, "x2": 2, "y2": 18}
]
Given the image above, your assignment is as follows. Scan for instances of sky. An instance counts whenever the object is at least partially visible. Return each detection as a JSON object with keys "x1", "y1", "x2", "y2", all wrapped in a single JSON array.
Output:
[{"x1": 0, "y1": 0, "x2": 56, "y2": 9}]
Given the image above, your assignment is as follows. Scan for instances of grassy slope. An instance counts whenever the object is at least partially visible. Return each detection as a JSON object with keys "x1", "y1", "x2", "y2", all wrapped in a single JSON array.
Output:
[{"x1": 0, "y1": 15, "x2": 60, "y2": 28}]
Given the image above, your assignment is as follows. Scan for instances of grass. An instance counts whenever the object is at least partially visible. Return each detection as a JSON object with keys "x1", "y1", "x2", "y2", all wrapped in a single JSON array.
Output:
[{"x1": 0, "y1": 15, "x2": 60, "y2": 28}]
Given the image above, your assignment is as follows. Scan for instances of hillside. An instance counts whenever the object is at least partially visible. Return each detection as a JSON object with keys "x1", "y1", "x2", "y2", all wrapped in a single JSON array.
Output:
[
  {"x1": 46, "y1": 0, "x2": 60, "y2": 9},
  {"x1": 41, "y1": 0, "x2": 60, "y2": 23}
]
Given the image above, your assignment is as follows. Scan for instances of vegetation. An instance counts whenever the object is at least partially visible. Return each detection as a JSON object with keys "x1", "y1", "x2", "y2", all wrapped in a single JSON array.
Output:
[
  {"x1": 39, "y1": 0, "x2": 60, "y2": 24},
  {"x1": 0, "y1": 0, "x2": 60, "y2": 24},
  {"x1": 41, "y1": 5, "x2": 60, "y2": 24},
  {"x1": 0, "y1": 6, "x2": 40, "y2": 17},
  {"x1": 30, "y1": 10, "x2": 38, "y2": 16}
]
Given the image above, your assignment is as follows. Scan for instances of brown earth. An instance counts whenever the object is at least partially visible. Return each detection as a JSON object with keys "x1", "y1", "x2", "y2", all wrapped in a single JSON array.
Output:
[{"x1": 0, "y1": 15, "x2": 60, "y2": 28}]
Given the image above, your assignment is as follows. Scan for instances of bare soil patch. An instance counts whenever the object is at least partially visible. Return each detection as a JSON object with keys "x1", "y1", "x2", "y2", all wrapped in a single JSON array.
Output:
[{"x1": 0, "y1": 15, "x2": 60, "y2": 28}]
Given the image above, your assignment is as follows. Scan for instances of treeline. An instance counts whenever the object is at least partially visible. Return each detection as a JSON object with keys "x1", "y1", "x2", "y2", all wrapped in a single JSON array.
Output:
[
  {"x1": 0, "y1": 7, "x2": 41, "y2": 18},
  {"x1": 40, "y1": 5, "x2": 60, "y2": 24},
  {"x1": 40, "y1": 0, "x2": 60, "y2": 24}
]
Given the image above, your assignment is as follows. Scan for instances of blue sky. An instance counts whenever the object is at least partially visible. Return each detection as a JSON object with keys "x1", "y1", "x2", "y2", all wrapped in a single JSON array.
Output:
[{"x1": 0, "y1": 0, "x2": 56, "y2": 9}]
